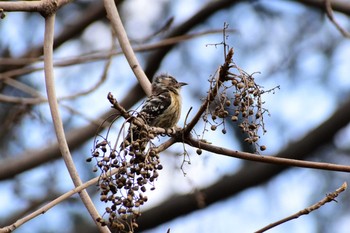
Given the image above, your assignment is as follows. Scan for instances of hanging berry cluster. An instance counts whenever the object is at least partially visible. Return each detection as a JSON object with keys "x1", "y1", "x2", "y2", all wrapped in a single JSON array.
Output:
[
  {"x1": 203, "y1": 48, "x2": 275, "y2": 152},
  {"x1": 87, "y1": 94, "x2": 163, "y2": 232}
]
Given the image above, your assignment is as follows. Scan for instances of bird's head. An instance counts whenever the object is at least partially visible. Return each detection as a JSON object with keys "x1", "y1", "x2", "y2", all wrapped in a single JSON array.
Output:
[{"x1": 151, "y1": 74, "x2": 187, "y2": 95}]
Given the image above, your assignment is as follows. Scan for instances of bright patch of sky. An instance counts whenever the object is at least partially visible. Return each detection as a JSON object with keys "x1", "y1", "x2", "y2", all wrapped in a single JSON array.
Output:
[{"x1": 1, "y1": 14, "x2": 27, "y2": 55}]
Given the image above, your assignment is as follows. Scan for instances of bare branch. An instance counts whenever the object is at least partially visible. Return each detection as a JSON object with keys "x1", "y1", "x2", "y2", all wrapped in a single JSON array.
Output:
[
  {"x1": 0, "y1": 52, "x2": 112, "y2": 105},
  {"x1": 0, "y1": 0, "x2": 71, "y2": 16},
  {"x1": 0, "y1": 1, "x2": 43, "y2": 13},
  {"x1": 255, "y1": 182, "x2": 348, "y2": 233},
  {"x1": 0, "y1": 94, "x2": 46, "y2": 104},
  {"x1": 324, "y1": 0, "x2": 350, "y2": 38},
  {"x1": 186, "y1": 136, "x2": 350, "y2": 173},
  {"x1": 103, "y1": 0, "x2": 151, "y2": 96},
  {"x1": 42, "y1": 14, "x2": 109, "y2": 233}
]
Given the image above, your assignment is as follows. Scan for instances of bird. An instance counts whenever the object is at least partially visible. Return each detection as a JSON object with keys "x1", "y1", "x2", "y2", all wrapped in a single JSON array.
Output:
[{"x1": 121, "y1": 74, "x2": 187, "y2": 150}]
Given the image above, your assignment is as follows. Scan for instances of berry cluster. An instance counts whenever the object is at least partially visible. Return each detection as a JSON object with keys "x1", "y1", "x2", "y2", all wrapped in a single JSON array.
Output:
[
  {"x1": 87, "y1": 122, "x2": 162, "y2": 232},
  {"x1": 205, "y1": 60, "x2": 270, "y2": 151}
]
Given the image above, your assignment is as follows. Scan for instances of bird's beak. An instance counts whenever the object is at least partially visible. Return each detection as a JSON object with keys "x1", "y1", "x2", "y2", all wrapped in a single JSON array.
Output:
[{"x1": 178, "y1": 82, "x2": 188, "y2": 87}]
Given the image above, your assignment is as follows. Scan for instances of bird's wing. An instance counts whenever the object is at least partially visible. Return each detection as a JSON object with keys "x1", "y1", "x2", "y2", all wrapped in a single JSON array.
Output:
[{"x1": 140, "y1": 91, "x2": 171, "y2": 126}]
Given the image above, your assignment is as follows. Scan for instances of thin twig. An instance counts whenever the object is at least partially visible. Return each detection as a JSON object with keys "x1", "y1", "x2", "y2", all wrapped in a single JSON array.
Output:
[
  {"x1": 107, "y1": 92, "x2": 130, "y2": 118},
  {"x1": 3, "y1": 77, "x2": 42, "y2": 97},
  {"x1": 103, "y1": 0, "x2": 152, "y2": 96},
  {"x1": 0, "y1": 94, "x2": 46, "y2": 104},
  {"x1": 0, "y1": 79, "x2": 104, "y2": 126},
  {"x1": 43, "y1": 14, "x2": 109, "y2": 233},
  {"x1": 0, "y1": 29, "x2": 235, "y2": 70},
  {"x1": 0, "y1": 54, "x2": 111, "y2": 104},
  {"x1": 255, "y1": 182, "x2": 347, "y2": 233}
]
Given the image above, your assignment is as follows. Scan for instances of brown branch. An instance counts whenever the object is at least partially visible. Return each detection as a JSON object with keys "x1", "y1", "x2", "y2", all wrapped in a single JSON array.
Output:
[
  {"x1": 255, "y1": 182, "x2": 347, "y2": 233},
  {"x1": 0, "y1": 0, "x2": 70, "y2": 16},
  {"x1": 184, "y1": 48, "x2": 234, "y2": 135},
  {"x1": 103, "y1": 0, "x2": 151, "y2": 96},
  {"x1": 324, "y1": 0, "x2": 350, "y2": 38},
  {"x1": 107, "y1": 92, "x2": 130, "y2": 119},
  {"x1": 186, "y1": 136, "x2": 350, "y2": 173},
  {"x1": 0, "y1": 1, "x2": 45, "y2": 13}
]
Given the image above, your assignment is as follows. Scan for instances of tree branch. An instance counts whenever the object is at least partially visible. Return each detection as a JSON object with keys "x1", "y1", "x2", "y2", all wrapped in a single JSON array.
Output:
[
  {"x1": 186, "y1": 136, "x2": 350, "y2": 173},
  {"x1": 0, "y1": 0, "x2": 71, "y2": 16},
  {"x1": 103, "y1": 0, "x2": 151, "y2": 96},
  {"x1": 42, "y1": 13, "x2": 109, "y2": 233},
  {"x1": 324, "y1": 0, "x2": 350, "y2": 38}
]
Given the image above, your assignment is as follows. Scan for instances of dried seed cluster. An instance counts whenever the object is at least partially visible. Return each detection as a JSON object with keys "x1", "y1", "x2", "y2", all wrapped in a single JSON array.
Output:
[
  {"x1": 205, "y1": 62, "x2": 271, "y2": 151},
  {"x1": 87, "y1": 122, "x2": 162, "y2": 232}
]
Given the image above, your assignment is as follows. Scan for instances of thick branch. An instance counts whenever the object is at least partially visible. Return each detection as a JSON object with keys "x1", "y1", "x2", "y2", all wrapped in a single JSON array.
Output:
[
  {"x1": 0, "y1": 0, "x2": 71, "y2": 16},
  {"x1": 43, "y1": 14, "x2": 109, "y2": 233},
  {"x1": 0, "y1": 1, "x2": 42, "y2": 12}
]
